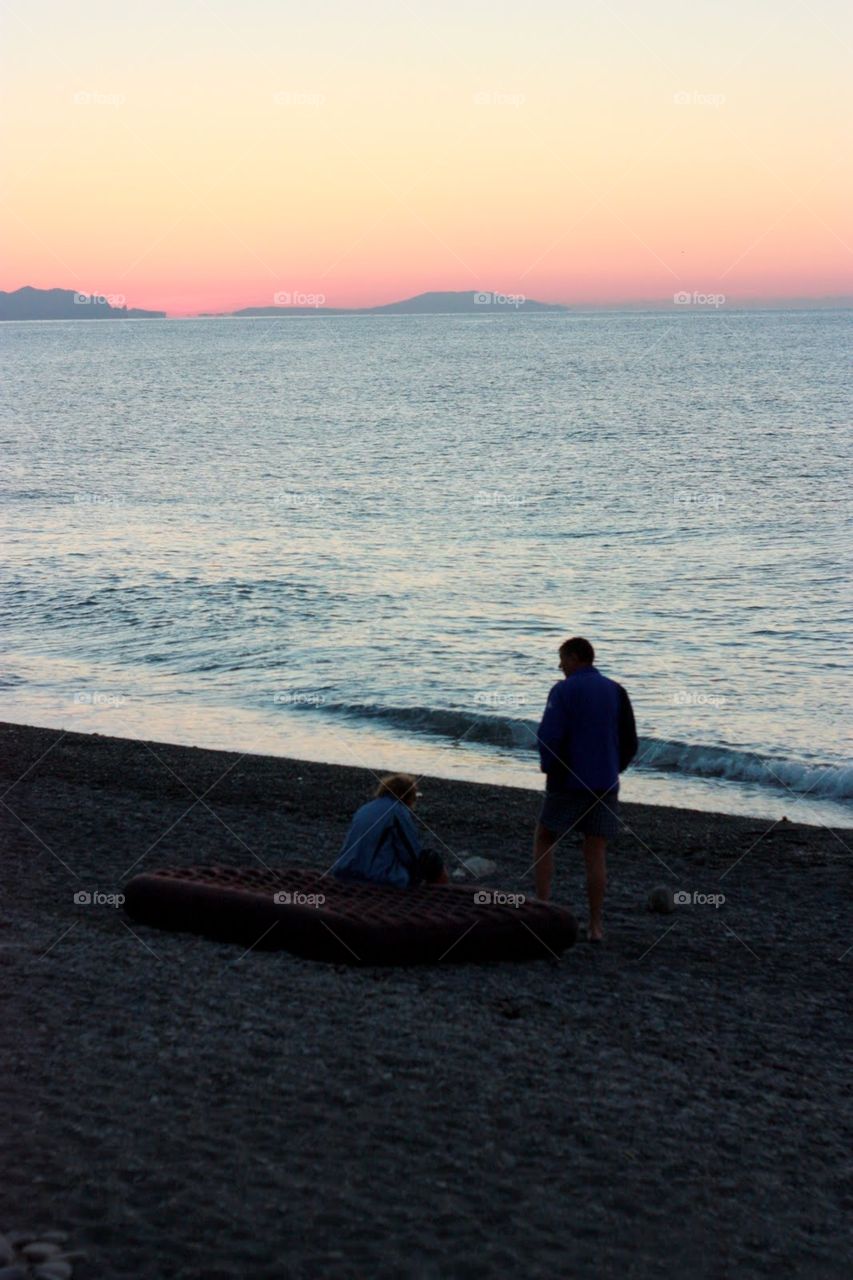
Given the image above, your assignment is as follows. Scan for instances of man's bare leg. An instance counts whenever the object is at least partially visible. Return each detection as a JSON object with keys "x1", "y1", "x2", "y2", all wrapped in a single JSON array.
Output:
[
  {"x1": 533, "y1": 823, "x2": 557, "y2": 901},
  {"x1": 583, "y1": 835, "x2": 607, "y2": 940}
]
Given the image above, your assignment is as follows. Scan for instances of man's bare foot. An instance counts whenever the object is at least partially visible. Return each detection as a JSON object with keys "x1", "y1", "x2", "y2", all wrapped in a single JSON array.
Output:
[{"x1": 587, "y1": 919, "x2": 605, "y2": 943}]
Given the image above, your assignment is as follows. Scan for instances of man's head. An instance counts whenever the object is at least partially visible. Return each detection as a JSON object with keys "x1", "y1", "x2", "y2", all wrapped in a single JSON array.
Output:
[
  {"x1": 375, "y1": 772, "x2": 421, "y2": 808},
  {"x1": 558, "y1": 636, "x2": 595, "y2": 677}
]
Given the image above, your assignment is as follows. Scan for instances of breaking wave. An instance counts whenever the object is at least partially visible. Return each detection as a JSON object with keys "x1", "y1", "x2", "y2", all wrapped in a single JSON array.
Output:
[{"x1": 313, "y1": 701, "x2": 852, "y2": 801}]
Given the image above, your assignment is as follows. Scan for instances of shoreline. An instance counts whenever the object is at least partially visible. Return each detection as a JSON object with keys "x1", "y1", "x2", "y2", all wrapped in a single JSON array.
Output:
[
  {"x1": 0, "y1": 716, "x2": 835, "y2": 834},
  {"x1": 2, "y1": 718, "x2": 849, "y2": 1278}
]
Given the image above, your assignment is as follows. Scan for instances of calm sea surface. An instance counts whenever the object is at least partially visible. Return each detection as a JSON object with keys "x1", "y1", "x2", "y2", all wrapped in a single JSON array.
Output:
[{"x1": 2, "y1": 312, "x2": 851, "y2": 826}]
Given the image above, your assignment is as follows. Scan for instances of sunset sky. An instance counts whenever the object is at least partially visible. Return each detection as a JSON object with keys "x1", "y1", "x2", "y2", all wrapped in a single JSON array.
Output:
[{"x1": 1, "y1": 0, "x2": 851, "y2": 314}]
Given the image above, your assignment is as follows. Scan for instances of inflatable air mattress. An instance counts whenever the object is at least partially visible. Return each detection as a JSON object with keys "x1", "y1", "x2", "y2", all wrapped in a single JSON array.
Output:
[{"x1": 124, "y1": 865, "x2": 577, "y2": 965}]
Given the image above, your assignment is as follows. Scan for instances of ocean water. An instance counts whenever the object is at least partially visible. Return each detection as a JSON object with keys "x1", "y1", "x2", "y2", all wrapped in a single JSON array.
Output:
[{"x1": 2, "y1": 311, "x2": 851, "y2": 827}]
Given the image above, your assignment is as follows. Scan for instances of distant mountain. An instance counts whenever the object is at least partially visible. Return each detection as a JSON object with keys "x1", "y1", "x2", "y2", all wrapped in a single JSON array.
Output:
[
  {"x1": 7, "y1": 285, "x2": 846, "y2": 322},
  {"x1": 0, "y1": 286, "x2": 165, "y2": 320},
  {"x1": 224, "y1": 290, "x2": 569, "y2": 318}
]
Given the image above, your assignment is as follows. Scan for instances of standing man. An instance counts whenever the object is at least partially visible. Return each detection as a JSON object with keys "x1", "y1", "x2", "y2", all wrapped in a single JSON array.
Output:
[{"x1": 533, "y1": 637, "x2": 637, "y2": 941}]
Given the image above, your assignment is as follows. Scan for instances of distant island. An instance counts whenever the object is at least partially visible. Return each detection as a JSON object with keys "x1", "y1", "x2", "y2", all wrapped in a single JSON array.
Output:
[
  {"x1": 217, "y1": 290, "x2": 570, "y2": 318},
  {"x1": 3, "y1": 285, "x2": 850, "y2": 321},
  {"x1": 214, "y1": 289, "x2": 853, "y2": 318},
  {"x1": 0, "y1": 286, "x2": 165, "y2": 320}
]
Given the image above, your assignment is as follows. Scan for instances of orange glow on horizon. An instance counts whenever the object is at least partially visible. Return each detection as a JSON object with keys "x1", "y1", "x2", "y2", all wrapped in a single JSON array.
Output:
[{"x1": 2, "y1": 1, "x2": 851, "y2": 315}]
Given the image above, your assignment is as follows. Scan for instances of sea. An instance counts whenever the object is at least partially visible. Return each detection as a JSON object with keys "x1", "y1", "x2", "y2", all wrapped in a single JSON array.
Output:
[{"x1": 2, "y1": 310, "x2": 851, "y2": 827}]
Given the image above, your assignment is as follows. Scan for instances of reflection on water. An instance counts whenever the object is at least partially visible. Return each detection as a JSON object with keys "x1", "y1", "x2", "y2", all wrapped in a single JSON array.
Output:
[{"x1": 2, "y1": 312, "x2": 851, "y2": 828}]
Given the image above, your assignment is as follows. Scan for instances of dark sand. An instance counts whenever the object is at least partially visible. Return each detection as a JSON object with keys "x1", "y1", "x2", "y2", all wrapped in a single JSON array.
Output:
[{"x1": 1, "y1": 721, "x2": 850, "y2": 1279}]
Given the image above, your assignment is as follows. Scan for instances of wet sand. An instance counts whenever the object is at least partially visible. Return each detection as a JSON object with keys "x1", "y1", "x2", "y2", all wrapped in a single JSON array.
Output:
[{"x1": 1, "y1": 720, "x2": 850, "y2": 1279}]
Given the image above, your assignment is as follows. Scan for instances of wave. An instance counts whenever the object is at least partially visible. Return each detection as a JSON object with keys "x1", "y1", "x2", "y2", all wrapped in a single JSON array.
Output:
[
  {"x1": 312, "y1": 701, "x2": 853, "y2": 801},
  {"x1": 318, "y1": 701, "x2": 539, "y2": 749},
  {"x1": 632, "y1": 736, "x2": 853, "y2": 801}
]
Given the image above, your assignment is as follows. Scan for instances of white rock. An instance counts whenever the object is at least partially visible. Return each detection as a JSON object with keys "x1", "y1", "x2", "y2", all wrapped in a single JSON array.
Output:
[{"x1": 457, "y1": 856, "x2": 497, "y2": 879}]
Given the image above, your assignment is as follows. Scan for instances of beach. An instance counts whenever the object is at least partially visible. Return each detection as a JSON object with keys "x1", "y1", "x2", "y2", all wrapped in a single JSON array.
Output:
[{"x1": 1, "y1": 718, "x2": 850, "y2": 1279}]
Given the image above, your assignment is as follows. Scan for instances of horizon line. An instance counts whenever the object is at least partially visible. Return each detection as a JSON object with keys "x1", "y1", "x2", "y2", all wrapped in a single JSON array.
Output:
[{"x1": 3, "y1": 283, "x2": 852, "y2": 320}]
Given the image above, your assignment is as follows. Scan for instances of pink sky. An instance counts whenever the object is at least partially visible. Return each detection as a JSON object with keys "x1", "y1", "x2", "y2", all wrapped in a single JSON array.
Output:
[{"x1": 2, "y1": 0, "x2": 851, "y2": 314}]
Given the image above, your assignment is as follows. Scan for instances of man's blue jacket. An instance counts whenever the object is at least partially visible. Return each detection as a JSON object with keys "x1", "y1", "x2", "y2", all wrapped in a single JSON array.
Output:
[{"x1": 536, "y1": 665, "x2": 637, "y2": 794}]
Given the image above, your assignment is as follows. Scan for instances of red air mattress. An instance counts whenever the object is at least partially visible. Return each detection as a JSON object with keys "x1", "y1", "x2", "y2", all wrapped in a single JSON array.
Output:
[{"x1": 124, "y1": 866, "x2": 577, "y2": 965}]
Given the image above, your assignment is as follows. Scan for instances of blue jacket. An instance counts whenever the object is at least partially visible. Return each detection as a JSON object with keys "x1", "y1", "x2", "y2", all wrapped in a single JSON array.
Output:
[
  {"x1": 331, "y1": 795, "x2": 444, "y2": 888},
  {"x1": 537, "y1": 666, "x2": 637, "y2": 794}
]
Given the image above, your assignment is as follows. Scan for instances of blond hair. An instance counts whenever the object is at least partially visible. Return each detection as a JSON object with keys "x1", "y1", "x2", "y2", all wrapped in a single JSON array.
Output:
[{"x1": 374, "y1": 773, "x2": 419, "y2": 806}]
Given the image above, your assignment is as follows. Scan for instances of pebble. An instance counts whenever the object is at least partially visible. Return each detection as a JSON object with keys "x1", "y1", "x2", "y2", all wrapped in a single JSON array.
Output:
[
  {"x1": 646, "y1": 884, "x2": 675, "y2": 914},
  {"x1": 495, "y1": 998, "x2": 523, "y2": 1019},
  {"x1": 40, "y1": 1234, "x2": 69, "y2": 1246},
  {"x1": 0, "y1": 1239, "x2": 14, "y2": 1266},
  {"x1": 22, "y1": 1243, "x2": 62, "y2": 1262},
  {"x1": 34, "y1": 1264, "x2": 73, "y2": 1280}
]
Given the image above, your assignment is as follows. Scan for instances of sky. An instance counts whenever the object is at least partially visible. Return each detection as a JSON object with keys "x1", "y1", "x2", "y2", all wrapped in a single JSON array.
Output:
[{"x1": 1, "y1": 0, "x2": 851, "y2": 314}]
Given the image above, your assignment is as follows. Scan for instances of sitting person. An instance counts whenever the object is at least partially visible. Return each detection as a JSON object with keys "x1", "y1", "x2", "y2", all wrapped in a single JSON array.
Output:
[{"x1": 331, "y1": 773, "x2": 448, "y2": 888}]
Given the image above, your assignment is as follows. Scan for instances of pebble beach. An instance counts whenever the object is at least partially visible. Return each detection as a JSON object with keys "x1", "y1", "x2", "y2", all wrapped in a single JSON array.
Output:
[{"x1": 1, "y1": 720, "x2": 850, "y2": 1279}]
